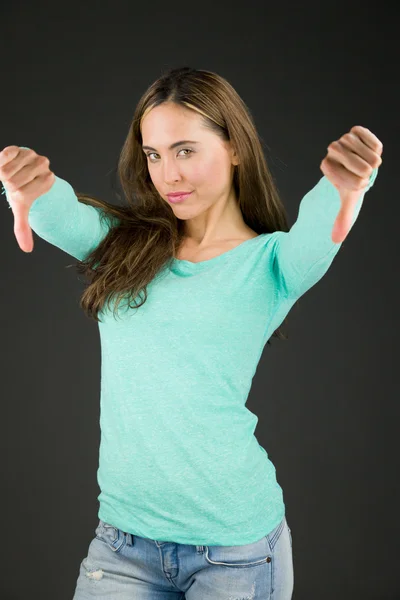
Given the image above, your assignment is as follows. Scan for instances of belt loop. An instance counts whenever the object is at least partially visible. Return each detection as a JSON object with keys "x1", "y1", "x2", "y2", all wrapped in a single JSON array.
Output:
[{"x1": 124, "y1": 532, "x2": 133, "y2": 546}]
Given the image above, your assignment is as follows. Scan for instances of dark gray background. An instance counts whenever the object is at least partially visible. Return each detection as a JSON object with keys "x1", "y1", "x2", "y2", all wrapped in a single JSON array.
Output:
[{"x1": 1, "y1": 1, "x2": 398, "y2": 599}]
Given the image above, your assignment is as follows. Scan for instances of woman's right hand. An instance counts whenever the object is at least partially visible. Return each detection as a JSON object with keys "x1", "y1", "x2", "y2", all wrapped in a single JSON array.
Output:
[{"x1": 0, "y1": 146, "x2": 55, "y2": 252}]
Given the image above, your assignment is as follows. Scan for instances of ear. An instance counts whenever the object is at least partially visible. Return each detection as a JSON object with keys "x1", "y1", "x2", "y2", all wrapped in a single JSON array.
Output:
[{"x1": 231, "y1": 148, "x2": 240, "y2": 166}]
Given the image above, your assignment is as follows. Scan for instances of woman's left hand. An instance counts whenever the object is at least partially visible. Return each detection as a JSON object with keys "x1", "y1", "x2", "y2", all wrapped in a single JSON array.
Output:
[{"x1": 320, "y1": 125, "x2": 383, "y2": 244}]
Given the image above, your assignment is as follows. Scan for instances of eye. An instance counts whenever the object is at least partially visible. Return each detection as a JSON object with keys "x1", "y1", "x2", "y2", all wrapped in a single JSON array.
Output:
[{"x1": 146, "y1": 148, "x2": 193, "y2": 162}]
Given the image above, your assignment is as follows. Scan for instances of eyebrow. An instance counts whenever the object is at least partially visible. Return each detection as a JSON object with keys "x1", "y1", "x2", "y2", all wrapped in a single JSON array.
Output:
[{"x1": 142, "y1": 140, "x2": 199, "y2": 152}]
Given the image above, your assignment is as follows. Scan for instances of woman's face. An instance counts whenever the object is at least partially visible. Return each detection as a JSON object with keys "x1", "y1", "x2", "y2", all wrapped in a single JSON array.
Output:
[{"x1": 141, "y1": 102, "x2": 239, "y2": 224}]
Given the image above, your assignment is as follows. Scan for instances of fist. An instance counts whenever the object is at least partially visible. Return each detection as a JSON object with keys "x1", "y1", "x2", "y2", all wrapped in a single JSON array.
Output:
[
  {"x1": 0, "y1": 146, "x2": 55, "y2": 252},
  {"x1": 320, "y1": 126, "x2": 383, "y2": 243}
]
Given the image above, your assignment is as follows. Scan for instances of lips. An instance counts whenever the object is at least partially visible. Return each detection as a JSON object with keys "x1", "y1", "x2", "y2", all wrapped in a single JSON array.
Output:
[
  {"x1": 167, "y1": 191, "x2": 192, "y2": 197},
  {"x1": 167, "y1": 191, "x2": 193, "y2": 203}
]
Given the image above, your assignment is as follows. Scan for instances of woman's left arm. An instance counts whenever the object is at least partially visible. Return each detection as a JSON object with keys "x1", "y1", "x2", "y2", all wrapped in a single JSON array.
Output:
[{"x1": 272, "y1": 126, "x2": 383, "y2": 300}]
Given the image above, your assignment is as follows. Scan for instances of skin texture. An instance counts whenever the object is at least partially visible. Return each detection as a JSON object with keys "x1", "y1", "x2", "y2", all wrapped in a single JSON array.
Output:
[
  {"x1": 141, "y1": 102, "x2": 256, "y2": 255},
  {"x1": 0, "y1": 121, "x2": 382, "y2": 254},
  {"x1": 320, "y1": 125, "x2": 383, "y2": 243},
  {"x1": 0, "y1": 146, "x2": 54, "y2": 252}
]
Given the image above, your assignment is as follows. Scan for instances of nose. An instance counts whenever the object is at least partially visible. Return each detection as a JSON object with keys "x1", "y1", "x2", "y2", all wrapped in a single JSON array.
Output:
[{"x1": 161, "y1": 156, "x2": 183, "y2": 186}]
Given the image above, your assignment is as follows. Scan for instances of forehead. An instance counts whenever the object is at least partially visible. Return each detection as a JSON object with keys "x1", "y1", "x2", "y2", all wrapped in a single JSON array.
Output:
[{"x1": 141, "y1": 103, "x2": 205, "y2": 143}]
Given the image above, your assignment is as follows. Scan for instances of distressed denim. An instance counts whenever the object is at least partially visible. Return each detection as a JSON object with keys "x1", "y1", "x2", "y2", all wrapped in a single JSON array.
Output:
[{"x1": 72, "y1": 515, "x2": 294, "y2": 599}]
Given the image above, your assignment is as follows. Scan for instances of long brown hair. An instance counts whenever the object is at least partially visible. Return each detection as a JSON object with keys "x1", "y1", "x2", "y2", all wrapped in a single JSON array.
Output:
[{"x1": 73, "y1": 66, "x2": 295, "y2": 343}]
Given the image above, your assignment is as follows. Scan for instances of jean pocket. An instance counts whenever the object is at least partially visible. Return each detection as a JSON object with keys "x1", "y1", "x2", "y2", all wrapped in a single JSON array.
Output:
[
  {"x1": 95, "y1": 519, "x2": 124, "y2": 552},
  {"x1": 204, "y1": 535, "x2": 272, "y2": 568}
]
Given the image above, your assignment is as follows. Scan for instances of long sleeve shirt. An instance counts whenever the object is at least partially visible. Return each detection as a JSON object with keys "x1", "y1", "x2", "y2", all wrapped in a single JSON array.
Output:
[{"x1": 2, "y1": 165, "x2": 379, "y2": 545}]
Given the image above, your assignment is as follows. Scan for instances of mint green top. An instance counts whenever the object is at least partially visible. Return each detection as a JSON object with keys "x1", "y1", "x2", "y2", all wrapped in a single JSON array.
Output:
[{"x1": 2, "y1": 166, "x2": 378, "y2": 545}]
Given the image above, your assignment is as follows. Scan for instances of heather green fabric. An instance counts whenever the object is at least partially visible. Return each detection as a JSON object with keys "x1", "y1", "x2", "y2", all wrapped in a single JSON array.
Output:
[{"x1": 2, "y1": 166, "x2": 378, "y2": 545}]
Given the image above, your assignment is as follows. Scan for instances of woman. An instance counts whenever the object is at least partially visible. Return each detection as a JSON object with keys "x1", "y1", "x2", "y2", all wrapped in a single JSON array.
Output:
[{"x1": 1, "y1": 66, "x2": 382, "y2": 600}]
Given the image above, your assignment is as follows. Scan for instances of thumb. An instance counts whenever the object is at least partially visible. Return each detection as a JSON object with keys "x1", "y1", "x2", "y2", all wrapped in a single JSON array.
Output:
[
  {"x1": 11, "y1": 200, "x2": 34, "y2": 253},
  {"x1": 331, "y1": 188, "x2": 362, "y2": 244},
  {"x1": 1, "y1": 145, "x2": 34, "y2": 252}
]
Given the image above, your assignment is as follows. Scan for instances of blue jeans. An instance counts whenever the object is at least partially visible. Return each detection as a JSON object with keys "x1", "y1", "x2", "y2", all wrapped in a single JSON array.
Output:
[{"x1": 73, "y1": 515, "x2": 294, "y2": 599}]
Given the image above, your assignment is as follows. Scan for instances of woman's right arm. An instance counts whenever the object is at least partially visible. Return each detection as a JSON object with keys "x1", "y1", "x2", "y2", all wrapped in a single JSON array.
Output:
[
  {"x1": 20, "y1": 175, "x2": 114, "y2": 260},
  {"x1": 1, "y1": 146, "x2": 117, "y2": 260}
]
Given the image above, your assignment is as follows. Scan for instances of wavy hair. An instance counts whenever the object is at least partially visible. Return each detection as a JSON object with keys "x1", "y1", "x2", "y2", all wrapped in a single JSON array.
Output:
[{"x1": 73, "y1": 66, "x2": 294, "y2": 343}]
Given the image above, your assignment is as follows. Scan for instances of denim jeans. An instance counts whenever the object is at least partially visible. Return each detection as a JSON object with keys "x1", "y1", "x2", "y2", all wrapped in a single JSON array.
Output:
[{"x1": 72, "y1": 515, "x2": 294, "y2": 599}]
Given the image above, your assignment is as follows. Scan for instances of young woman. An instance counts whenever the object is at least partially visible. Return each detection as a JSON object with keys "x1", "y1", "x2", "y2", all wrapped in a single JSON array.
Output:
[{"x1": 1, "y1": 66, "x2": 382, "y2": 600}]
